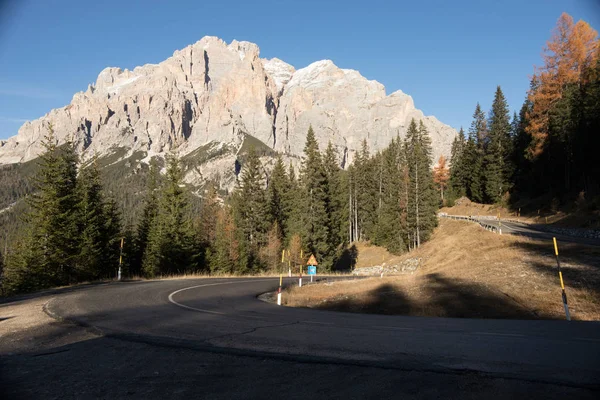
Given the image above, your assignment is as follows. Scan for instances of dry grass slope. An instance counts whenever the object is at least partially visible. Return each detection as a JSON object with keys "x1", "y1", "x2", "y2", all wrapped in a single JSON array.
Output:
[{"x1": 284, "y1": 219, "x2": 600, "y2": 320}]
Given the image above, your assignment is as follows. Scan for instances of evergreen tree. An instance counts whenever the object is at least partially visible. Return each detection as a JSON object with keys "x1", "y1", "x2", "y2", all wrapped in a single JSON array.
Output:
[
  {"x1": 406, "y1": 120, "x2": 438, "y2": 247},
  {"x1": 22, "y1": 127, "x2": 80, "y2": 287},
  {"x1": 354, "y1": 140, "x2": 378, "y2": 240},
  {"x1": 284, "y1": 162, "x2": 304, "y2": 244},
  {"x1": 464, "y1": 104, "x2": 486, "y2": 202},
  {"x1": 266, "y1": 155, "x2": 288, "y2": 240},
  {"x1": 322, "y1": 142, "x2": 347, "y2": 252},
  {"x1": 76, "y1": 157, "x2": 121, "y2": 280},
  {"x1": 102, "y1": 197, "x2": 123, "y2": 275},
  {"x1": 143, "y1": 154, "x2": 195, "y2": 276},
  {"x1": 133, "y1": 159, "x2": 160, "y2": 276},
  {"x1": 484, "y1": 86, "x2": 512, "y2": 203},
  {"x1": 299, "y1": 126, "x2": 332, "y2": 269},
  {"x1": 0, "y1": 248, "x2": 4, "y2": 295},
  {"x1": 198, "y1": 181, "x2": 220, "y2": 248},
  {"x1": 374, "y1": 137, "x2": 407, "y2": 253},
  {"x1": 233, "y1": 147, "x2": 268, "y2": 271},
  {"x1": 449, "y1": 127, "x2": 466, "y2": 198}
]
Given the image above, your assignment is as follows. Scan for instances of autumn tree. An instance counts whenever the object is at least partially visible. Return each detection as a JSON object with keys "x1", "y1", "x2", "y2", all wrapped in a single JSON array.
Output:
[
  {"x1": 526, "y1": 13, "x2": 599, "y2": 158},
  {"x1": 209, "y1": 206, "x2": 240, "y2": 274},
  {"x1": 433, "y1": 155, "x2": 450, "y2": 203},
  {"x1": 261, "y1": 222, "x2": 283, "y2": 272}
]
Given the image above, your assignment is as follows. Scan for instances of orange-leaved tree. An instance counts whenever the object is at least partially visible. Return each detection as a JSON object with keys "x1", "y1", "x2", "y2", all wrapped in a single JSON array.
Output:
[
  {"x1": 433, "y1": 155, "x2": 450, "y2": 202},
  {"x1": 526, "y1": 12, "x2": 599, "y2": 158}
]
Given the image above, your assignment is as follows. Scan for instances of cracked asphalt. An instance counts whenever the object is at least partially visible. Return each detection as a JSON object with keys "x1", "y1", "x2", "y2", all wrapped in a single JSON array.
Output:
[{"x1": 2, "y1": 277, "x2": 600, "y2": 399}]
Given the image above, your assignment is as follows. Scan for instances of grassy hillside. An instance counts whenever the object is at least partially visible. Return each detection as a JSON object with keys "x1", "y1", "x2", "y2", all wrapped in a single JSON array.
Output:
[{"x1": 284, "y1": 219, "x2": 600, "y2": 320}]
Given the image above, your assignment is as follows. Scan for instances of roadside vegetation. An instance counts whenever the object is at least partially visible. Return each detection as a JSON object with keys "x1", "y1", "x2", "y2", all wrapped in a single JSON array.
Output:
[
  {"x1": 284, "y1": 219, "x2": 600, "y2": 320},
  {"x1": 445, "y1": 13, "x2": 600, "y2": 228},
  {"x1": 0, "y1": 119, "x2": 439, "y2": 296},
  {"x1": 1, "y1": 12, "x2": 598, "y2": 299}
]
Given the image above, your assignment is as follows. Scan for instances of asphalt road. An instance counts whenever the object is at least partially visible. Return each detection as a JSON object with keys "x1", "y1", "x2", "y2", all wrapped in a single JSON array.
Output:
[
  {"x1": 488, "y1": 219, "x2": 600, "y2": 247},
  {"x1": 2, "y1": 278, "x2": 600, "y2": 398},
  {"x1": 47, "y1": 279, "x2": 600, "y2": 381}
]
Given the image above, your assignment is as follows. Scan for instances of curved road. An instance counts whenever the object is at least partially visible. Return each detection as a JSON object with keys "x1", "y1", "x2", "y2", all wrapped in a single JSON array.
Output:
[
  {"x1": 443, "y1": 214, "x2": 600, "y2": 246},
  {"x1": 491, "y1": 220, "x2": 599, "y2": 247},
  {"x1": 45, "y1": 277, "x2": 600, "y2": 389}
]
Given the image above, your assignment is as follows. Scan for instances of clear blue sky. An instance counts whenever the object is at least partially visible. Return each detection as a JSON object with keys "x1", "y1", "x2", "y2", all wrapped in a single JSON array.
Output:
[{"x1": 1, "y1": 0, "x2": 599, "y2": 140}]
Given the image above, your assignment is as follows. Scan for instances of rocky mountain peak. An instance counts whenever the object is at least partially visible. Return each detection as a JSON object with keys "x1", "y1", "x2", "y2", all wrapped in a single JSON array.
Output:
[{"x1": 0, "y1": 36, "x2": 457, "y2": 190}]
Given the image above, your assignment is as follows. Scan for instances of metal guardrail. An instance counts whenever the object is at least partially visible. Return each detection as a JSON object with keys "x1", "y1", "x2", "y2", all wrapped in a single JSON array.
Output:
[{"x1": 438, "y1": 213, "x2": 502, "y2": 234}]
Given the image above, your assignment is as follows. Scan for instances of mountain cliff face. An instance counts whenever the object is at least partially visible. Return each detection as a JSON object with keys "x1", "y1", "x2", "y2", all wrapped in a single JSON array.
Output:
[{"x1": 0, "y1": 36, "x2": 456, "y2": 188}]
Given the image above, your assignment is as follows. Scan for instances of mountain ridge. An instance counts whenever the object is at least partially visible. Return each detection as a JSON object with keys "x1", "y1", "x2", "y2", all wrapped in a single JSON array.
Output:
[{"x1": 0, "y1": 36, "x2": 456, "y2": 190}]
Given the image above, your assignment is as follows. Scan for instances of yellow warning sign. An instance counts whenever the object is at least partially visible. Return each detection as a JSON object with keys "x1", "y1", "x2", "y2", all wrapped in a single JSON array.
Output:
[{"x1": 306, "y1": 254, "x2": 318, "y2": 266}]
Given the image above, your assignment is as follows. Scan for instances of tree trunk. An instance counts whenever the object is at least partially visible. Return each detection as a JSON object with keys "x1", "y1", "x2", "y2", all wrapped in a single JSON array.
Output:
[
  {"x1": 415, "y1": 159, "x2": 420, "y2": 248},
  {"x1": 349, "y1": 177, "x2": 353, "y2": 242}
]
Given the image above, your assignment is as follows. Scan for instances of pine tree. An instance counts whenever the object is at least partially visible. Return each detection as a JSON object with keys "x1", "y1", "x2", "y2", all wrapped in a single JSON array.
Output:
[
  {"x1": 77, "y1": 157, "x2": 109, "y2": 280},
  {"x1": 133, "y1": 159, "x2": 160, "y2": 276},
  {"x1": 266, "y1": 155, "x2": 288, "y2": 240},
  {"x1": 284, "y1": 162, "x2": 304, "y2": 244},
  {"x1": 484, "y1": 86, "x2": 512, "y2": 203},
  {"x1": 406, "y1": 120, "x2": 438, "y2": 247},
  {"x1": 322, "y1": 142, "x2": 347, "y2": 252},
  {"x1": 233, "y1": 147, "x2": 268, "y2": 271},
  {"x1": 102, "y1": 197, "x2": 123, "y2": 275},
  {"x1": 464, "y1": 104, "x2": 486, "y2": 202},
  {"x1": 23, "y1": 126, "x2": 80, "y2": 287},
  {"x1": 374, "y1": 137, "x2": 407, "y2": 253},
  {"x1": 354, "y1": 140, "x2": 378, "y2": 240},
  {"x1": 449, "y1": 127, "x2": 466, "y2": 198},
  {"x1": 198, "y1": 181, "x2": 220, "y2": 247},
  {"x1": 143, "y1": 154, "x2": 195, "y2": 276},
  {"x1": 299, "y1": 126, "x2": 332, "y2": 269},
  {"x1": 0, "y1": 248, "x2": 4, "y2": 295}
]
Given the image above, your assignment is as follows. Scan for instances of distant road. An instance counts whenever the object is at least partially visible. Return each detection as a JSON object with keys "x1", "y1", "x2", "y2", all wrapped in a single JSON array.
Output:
[
  {"x1": 45, "y1": 278, "x2": 600, "y2": 389},
  {"x1": 442, "y1": 214, "x2": 600, "y2": 247}
]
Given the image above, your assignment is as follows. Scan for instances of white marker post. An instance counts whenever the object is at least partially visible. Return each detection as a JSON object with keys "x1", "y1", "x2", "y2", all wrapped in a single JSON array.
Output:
[{"x1": 277, "y1": 274, "x2": 282, "y2": 306}]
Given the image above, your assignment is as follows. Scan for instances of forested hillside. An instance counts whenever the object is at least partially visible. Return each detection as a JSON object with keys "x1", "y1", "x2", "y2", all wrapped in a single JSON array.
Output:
[
  {"x1": 1, "y1": 12, "x2": 597, "y2": 295},
  {"x1": 0, "y1": 120, "x2": 439, "y2": 294},
  {"x1": 447, "y1": 13, "x2": 600, "y2": 218}
]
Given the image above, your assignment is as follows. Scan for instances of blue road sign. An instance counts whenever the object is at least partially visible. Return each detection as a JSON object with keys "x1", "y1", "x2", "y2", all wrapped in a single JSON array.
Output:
[{"x1": 308, "y1": 266, "x2": 317, "y2": 275}]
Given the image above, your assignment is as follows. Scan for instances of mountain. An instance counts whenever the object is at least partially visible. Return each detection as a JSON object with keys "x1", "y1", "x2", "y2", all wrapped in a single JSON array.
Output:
[{"x1": 0, "y1": 36, "x2": 456, "y2": 191}]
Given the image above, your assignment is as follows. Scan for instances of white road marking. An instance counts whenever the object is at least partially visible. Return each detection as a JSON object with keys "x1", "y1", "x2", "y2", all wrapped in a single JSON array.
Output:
[{"x1": 168, "y1": 279, "x2": 275, "y2": 315}]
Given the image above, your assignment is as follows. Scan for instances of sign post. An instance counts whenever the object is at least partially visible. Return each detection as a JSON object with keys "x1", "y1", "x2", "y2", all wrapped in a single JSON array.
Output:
[
  {"x1": 117, "y1": 237, "x2": 124, "y2": 281},
  {"x1": 306, "y1": 254, "x2": 318, "y2": 283}
]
